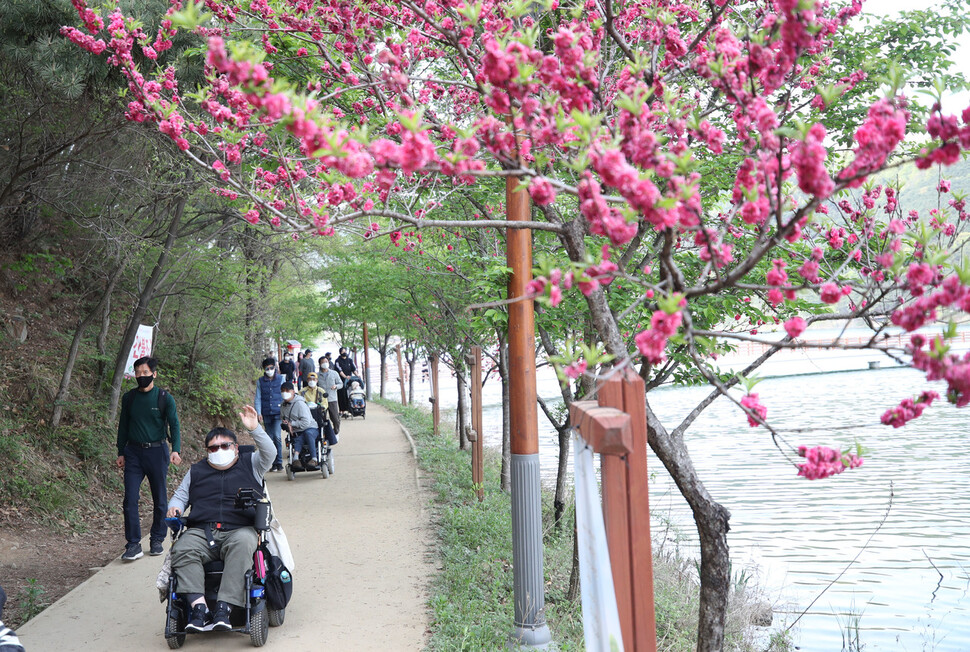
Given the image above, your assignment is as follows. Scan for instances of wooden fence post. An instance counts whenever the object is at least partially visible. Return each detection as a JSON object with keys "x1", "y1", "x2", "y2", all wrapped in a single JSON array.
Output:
[
  {"x1": 569, "y1": 369, "x2": 657, "y2": 652},
  {"x1": 469, "y1": 345, "x2": 484, "y2": 501},
  {"x1": 395, "y1": 344, "x2": 406, "y2": 405},
  {"x1": 430, "y1": 353, "x2": 440, "y2": 436}
]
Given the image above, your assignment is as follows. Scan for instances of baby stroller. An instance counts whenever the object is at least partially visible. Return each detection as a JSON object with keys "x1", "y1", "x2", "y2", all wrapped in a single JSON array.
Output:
[
  {"x1": 346, "y1": 376, "x2": 366, "y2": 419},
  {"x1": 310, "y1": 403, "x2": 337, "y2": 478},
  {"x1": 163, "y1": 487, "x2": 286, "y2": 648}
]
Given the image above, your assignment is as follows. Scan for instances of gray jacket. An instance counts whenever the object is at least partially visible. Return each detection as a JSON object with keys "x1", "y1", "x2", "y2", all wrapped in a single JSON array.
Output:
[
  {"x1": 316, "y1": 367, "x2": 343, "y2": 401},
  {"x1": 168, "y1": 424, "x2": 275, "y2": 515},
  {"x1": 280, "y1": 394, "x2": 316, "y2": 432}
]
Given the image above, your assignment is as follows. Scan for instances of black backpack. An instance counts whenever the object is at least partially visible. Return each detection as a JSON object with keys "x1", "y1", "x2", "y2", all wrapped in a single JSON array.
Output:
[{"x1": 260, "y1": 542, "x2": 293, "y2": 609}]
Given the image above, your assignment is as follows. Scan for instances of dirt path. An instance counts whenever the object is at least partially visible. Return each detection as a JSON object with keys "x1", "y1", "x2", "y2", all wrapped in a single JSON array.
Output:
[{"x1": 15, "y1": 404, "x2": 433, "y2": 650}]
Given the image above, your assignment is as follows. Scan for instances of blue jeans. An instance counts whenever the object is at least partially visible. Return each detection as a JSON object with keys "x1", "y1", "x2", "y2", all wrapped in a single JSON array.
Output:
[
  {"x1": 293, "y1": 427, "x2": 320, "y2": 461},
  {"x1": 123, "y1": 443, "x2": 169, "y2": 544},
  {"x1": 262, "y1": 414, "x2": 283, "y2": 466}
]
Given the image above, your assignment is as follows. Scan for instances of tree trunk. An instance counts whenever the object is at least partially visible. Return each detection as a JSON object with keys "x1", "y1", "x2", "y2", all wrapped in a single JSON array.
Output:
[
  {"x1": 456, "y1": 368, "x2": 470, "y2": 450},
  {"x1": 499, "y1": 337, "x2": 511, "y2": 492},
  {"x1": 566, "y1": 513, "x2": 580, "y2": 603},
  {"x1": 52, "y1": 260, "x2": 127, "y2": 426},
  {"x1": 95, "y1": 294, "x2": 112, "y2": 391},
  {"x1": 646, "y1": 403, "x2": 731, "y2": 652},
  {"x1": 537, "y1": 323, "x2": 574, "y2": 528},
  {"x1": 378, "y1": 338, "x2": 389, "y2": 398},
  {"x1": 406, "y1": 346, "x2": 418, "y2": 406},
  {"x1": 106, "y1": 197, "x2": 185, "y2": 422}
]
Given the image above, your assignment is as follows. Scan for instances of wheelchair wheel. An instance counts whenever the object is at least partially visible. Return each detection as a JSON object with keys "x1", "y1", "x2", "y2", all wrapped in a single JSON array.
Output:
[
  {"x1": 286, "y1": 465, "x2": 295, "y2": 481},
  {"x1": 321, "y1": 459, "x2": 329, "y2": 479},
  {"x1": 268, "y1": 606, "x2": 285, "y2": 627},
  {"x1": 166, "y1": 606, "x2": 186, "y2": 649},
  {"x1": 250, "y1": 607, "x2": 268, "y2": 646}
]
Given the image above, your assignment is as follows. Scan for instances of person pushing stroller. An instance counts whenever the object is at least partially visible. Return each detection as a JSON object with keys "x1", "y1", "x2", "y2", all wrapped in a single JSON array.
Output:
[{"x1": 280, "y1": 382, "x2": 320, "y2": 471}]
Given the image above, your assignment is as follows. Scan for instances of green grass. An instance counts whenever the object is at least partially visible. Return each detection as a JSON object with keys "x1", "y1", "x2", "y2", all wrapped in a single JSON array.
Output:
[{"x1": 385, "y1": 399, "x2": 583, "y2": 650}]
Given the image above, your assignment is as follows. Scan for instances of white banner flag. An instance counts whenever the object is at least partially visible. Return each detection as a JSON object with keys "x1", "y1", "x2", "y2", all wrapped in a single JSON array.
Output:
[
  {"x1": 574, "y1": 430, "x2": 625, "y2": 652},
  {"x1": 124, "y1": 324, "x2": 154, "y2": 378}
]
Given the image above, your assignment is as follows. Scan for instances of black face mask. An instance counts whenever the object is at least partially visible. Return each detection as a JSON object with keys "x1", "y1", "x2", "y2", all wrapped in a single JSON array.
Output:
[{"x1": 136, "y1": 375, "x2": 154, "y2": 389}]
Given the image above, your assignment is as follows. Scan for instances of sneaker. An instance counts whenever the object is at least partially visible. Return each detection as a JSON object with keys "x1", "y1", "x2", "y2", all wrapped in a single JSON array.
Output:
[
  {"x1": 121, "y1": 542, "x2": 143, "y2": 562},
  {"x1": 211, "y1": 601, "x2": 232, "y2": 631},
  {"x1": 291, "y1": 460, "x2": 303, "y2": 471},
  {"x1": 271, "y1": 463, "x2": 283, "y2": 472},
  {"x1": 149, "y1": 540, "x2": 164, "y2": 556},
  {"x1": 185, "y1": 603, "x2": 209, "y2": 633},
  {"x1": 306, "y1": 459, "x2": 319, "y2": 470}
]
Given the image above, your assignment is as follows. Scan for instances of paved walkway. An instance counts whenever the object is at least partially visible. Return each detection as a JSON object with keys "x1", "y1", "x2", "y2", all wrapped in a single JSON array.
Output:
[{"x1": 17, "y1": 404, "x2": 432, "y2": 650}]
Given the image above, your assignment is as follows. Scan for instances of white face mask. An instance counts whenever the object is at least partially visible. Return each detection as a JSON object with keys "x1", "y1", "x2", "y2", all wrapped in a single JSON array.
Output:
[
  {"x1": 208, "y1": 447, "x2": 236, "y2": 467},
  {"x1": 321, "y1": 363, "x2": 329, "y2": 370},
  {"x1": 282, "y1": 392, "x2": 294, "y2": 401},
  {"x1": 264, "y1": 368, "x2": 275, "y2": 377},
  {"x1": 308, "y1": 381, "x2": 317, "y2": 388}
]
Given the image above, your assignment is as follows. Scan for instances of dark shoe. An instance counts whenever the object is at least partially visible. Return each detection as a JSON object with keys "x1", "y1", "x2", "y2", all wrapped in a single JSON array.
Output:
[
  {"x1": 211, "y1": 601, "x2": 232, "y2": 631},
  {"x1": 149, "y1": 540, "x2": 164, "y2": 556},
  {"x1": 291, "y1": 460, "x2": 303, "y2": 471},
  {"x1": 121, "y1": 542, "x2": 143, "y2": 561},
  {"x1": 185, "y1": 603, "x2": 209, "y2": 632},
  {"x1": 306, "y1": 459, "x2": 319, "y2": 470},
  {"x1": 271, "y1": 463, "x2": 283, "y2": 472}
]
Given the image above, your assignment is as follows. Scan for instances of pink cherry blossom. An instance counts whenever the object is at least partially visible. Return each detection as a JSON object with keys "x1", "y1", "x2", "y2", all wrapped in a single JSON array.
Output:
[{"x1": 784, "y1": 316, "x2": 807, "y2": 338}]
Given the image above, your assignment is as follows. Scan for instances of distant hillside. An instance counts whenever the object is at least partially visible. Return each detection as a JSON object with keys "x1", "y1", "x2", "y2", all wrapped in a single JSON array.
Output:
[{"x1": 877, "y1": 156, "x2": 970, "y2": 217}]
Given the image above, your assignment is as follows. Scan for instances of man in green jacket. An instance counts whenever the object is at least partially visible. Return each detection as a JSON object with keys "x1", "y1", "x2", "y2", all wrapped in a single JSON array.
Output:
[{"x1": 116, "y1": 356, "x2": 181, "y2": 561}]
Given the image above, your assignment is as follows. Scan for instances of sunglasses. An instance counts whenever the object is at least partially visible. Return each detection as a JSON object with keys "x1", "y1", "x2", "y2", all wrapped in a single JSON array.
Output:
[{"x1": 206, "y1": 442, "x2": 235, "y2": 453}]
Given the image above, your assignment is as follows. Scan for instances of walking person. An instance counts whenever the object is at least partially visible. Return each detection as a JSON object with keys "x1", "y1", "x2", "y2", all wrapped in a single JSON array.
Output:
[
  {"x1": 298, "y1": 348, "x2": 316, "y2": 390},
  {"x1": 317, "y1": 356, "x2": 343, "y2": 434},
  {"x1": 254, "y1": 357, "x2": 284, "y2": 472},
  {"x1": 334, "y1": 346, "x2": 358, "y2": 416},
  {"x1": 279, "y1": 350, "x2": 297, "y2": 384},
  {"x1": 116, "y1": 356, "x2": 181, "y2": 561}
]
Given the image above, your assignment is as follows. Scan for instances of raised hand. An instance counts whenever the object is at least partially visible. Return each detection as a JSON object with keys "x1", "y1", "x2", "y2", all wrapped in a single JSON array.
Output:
[{"x1": 240, "y1": 404, "x2": 259, "y2": 431}]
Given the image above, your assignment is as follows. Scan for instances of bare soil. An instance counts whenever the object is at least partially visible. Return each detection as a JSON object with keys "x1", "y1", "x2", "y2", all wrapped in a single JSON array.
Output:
[{"x1": 1, "y1": 501, "x2": 137, "y2": 628}]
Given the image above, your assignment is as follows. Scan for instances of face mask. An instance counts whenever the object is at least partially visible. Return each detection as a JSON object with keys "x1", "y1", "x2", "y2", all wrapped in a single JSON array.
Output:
[
  {"x1": 136, "y1": 375, "x2": 153, "y2": 389},
  {"x1": 208, "y1": 447, "x2": 236, "y2": 467},
  {"x1": 308, "y1": 381, "x2": 317, "y2": 388},
  {"x1": 321, "y1": 363, "x2": 329, "y2": 370},
  {"x1": 285, "y1": 356, "x2": 291, "y2": 361},
  {"x1": 264, "y1": 368, "x2": 275, "y2": 377},
  {"x1": 282, "y1": 392, "x2": 294, "y2": 401}
]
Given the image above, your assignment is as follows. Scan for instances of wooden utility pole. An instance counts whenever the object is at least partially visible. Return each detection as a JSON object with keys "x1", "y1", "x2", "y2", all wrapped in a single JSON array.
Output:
[
  {"x1": 430, "y1": 353, "x2": 440, "y2": 436},
  {"x1": 469, "y1": 346, "x2": 484, "y2": 502},
  {"x1": 506, "y1": 175, "x2": 551, "y2": 648},
  {"x1": 395, "y1": 343, "x2": 407, "y2": 405}
]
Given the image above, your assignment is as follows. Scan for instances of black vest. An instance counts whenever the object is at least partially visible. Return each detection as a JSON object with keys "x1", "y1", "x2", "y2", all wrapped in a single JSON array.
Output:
[{"x1": 186, "y1": 452, "x2": 262, "y2": 530}]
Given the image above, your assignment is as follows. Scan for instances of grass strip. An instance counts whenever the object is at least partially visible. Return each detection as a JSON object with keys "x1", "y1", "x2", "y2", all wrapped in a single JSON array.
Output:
[{"x1": 380, "y1": 399, "x2": 788, "y2": 652}]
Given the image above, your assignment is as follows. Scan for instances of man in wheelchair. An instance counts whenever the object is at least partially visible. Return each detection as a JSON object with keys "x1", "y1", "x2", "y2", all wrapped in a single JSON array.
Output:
[
  {"x1": 165, "y1": 405, "x2": 274, "y2": 632},
  {"x1": 279, "y1": 381, "x2": 320, "y2": 471}
]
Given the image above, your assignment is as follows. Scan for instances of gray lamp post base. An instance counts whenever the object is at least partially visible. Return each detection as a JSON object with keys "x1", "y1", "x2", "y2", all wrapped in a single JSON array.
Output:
[
  {"x1": 509, "y1": 453, "x2": 554, "y2": 650},
  {"x1": 509, "y1": 624, "x2": 553, "y2": 649}
]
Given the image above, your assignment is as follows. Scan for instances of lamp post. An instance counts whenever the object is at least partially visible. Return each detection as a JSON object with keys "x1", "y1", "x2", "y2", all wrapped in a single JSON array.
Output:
[{"x1": 506, "y1": 175, "x2": 552, "y2": 649}]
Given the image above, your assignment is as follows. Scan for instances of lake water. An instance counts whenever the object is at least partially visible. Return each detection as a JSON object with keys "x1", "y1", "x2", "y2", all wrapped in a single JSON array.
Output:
[{"x1": 371, "y1": 351, "x2": 970, "y2": 650}]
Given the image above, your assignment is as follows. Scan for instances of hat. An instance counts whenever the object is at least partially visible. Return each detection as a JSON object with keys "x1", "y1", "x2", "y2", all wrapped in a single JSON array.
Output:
[{"x1": 307, "y1": 372, "x2": 317, "y2": 379}]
